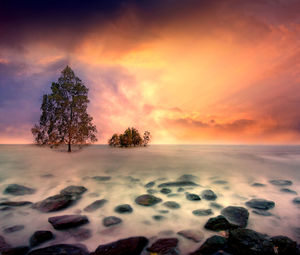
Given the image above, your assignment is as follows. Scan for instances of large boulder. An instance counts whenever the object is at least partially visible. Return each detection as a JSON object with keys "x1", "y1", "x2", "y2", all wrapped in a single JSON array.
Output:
[
  {"x1": 48, "y1": 215, "x2": 89, "y2": 230},
  {"x1": 32, "y1": 194, "x2": 75, "y2": 212},
  {"x1": 29, "y1": 230, "x2": 54, "y2": 247},
  {"x1": 158, "y1": 181, "x2": 198, "y2": 188},
  {"x1": 204, "y1": 215, "x2": 237, "y2": 231},
  {"x1": 245, "y1": 199, "x2": 275, "y2": 210},
  {"x1": 135, "y1": 194, "x2": 162, "y2": 206},
  {"x1": 91, "y1": 236, "x2": 148, "y2": 255},
  {"x1": 221, "y1": 206, "x2": 249, "y2": 228},
  {"x1": 147, "y1": 238, "x2": 179, "y2": 254},
  {"x1": 3, "y1": 184, "x2": 35, "y2": 196},
  {"x1": 189, "y1": 235, "x2": 228, "y2": 255},
  {"x1": 28, "y1": 244, "x2": 89, "y2": 255}
]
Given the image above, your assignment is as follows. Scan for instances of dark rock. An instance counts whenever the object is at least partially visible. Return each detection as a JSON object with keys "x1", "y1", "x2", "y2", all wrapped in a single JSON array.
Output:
[
  {"x1": 147, "y1": 238, "x2": 179, "y2": 254},
  {"x1": 213, "y1": 180, "x2": 228, "y2": 185},
  {"x1": 0, "y1": 206, "x2": 14, "y2": 211},
  {"x1": 271, "y1": 235, "x2": 298, "y2": 255},
  {"x1": 4, "y1": 225, "x2": 24, "y2": 233},
  {"x1": 221, "y1": 206, "x2": 249, "y2": 228},
  {"x1": 204, "y1": 215, "x2": 237, "y2": 231},
  {"x1": 145, "y1": 181, "x2": 155, "y2": 188},
  {"x1": 186, "y1": 193, "x2": 201, "y2": 201},
  {"x1": 60, "y1": 186, "x2": 87, "y2": 197},
  {"x1": 163, "y1": 201, "x2": 180, "y2": 209},
  {"x1": 67, "y1": 228, "x2": 92, "y2": 241},
  {"x1": 252, "y1": 210, "x2": 272, "y2": 216},
  {"x1": 29, "y1": 231, "x2": 53, "y2": 247},
  {"x1": 32, "y1": 194, "x2": 75, "y2": 212},
  {"x1": 293, "y1": 197, "x2": 300, "y2": 204},
  {"x1": 48, "y1": 215, "x2": 89, "y2": 230},
  {"x1": 189, "y1": 235, "x2": 227, "y2": 255},
  {"x1": 3, "y1": 184, "x2": 35, "y2": 196},
  {"x1": 210, "y1": 202, "x2": 223, "y2": 209},
  {"x1": 0, "y1": 235, "x2": 11, "y2": 251},
  {"x1": 84, "y1": 199, "x2": 107, "y2": 212},
  {"x1": 228, "y1": 228, "x2": 275, "y2": 255},
  {"x1": 269, "y1": 180, "x2": 292, "y2": 186},
  {"x1": 193, "y1": 209, "x2": 213, "y2": 216},
  {"x1": 135, "y1": 194, "x2": 162, "y2": 206},
  {"x1": 0, "y1": 201, "x2": 32, "y2": 206},
  {"x1": 245, "y1": 199, "x2": 275, "y2": 210},
  {"x1": 103, "y1": 216, "x2": 122, "y2": 227},
  {"x1": 158, "y1": 181, "x2": 198, "y2": 188},
  {"x1": 177, "y1": 188, "x2": 185, "y2": 192},
  {"x1": 161, "y1": 188, "x2": 172, "y2": 194},
  {"x1": 92, "y1": 176, "x2": 111, "y2": 181},
  {"x1": 153, "y1": 215, "x2": 166, "y2": 221},
  {"x1": 280, "y1": 188, "x2": 297, "y2": 195},
  {"x1": 251, "y1": 183, "x2": 266, "y2": 187},
  {"x1": 92, "y1": 236, "x2": 148, "y2": 255},
  {"x1": 28, "y1": 244, "x2": 89, "y2": 255},
  {"x1": 114, "y1": 204, "x2": 133, "y2": 213},
  {"x1": 158, "y1": 210, "x2": 169, "y2": 214},
  {"x1": 1, "y1": 246, "x2": 29, "y2": 255},
  {"x1": 177, "y1": 229, "x2": 204, "y2": 242},
  {"x1": 147, "y1": 189, "x2": 158, "y2": 194},
  {"x1": 177, "y1": 174, "x2": 198, "y2": 182},
  {"x1": 201, "y1": 190, "x2": 217, "y2": 200},
  {"x1": 167, "y1": 194, "x2": 180, "y2": 198}
]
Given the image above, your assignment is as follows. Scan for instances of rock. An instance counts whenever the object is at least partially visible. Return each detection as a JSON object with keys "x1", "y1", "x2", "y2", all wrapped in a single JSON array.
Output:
[
  {"x1": 0, "y1": 206, "x2": 14, "y2": 211},
  {"x1": 204, "y1": 215, "x2": 237, "y2": 231},
  {"x1": 67, "y1": 228, "x2": 92, "y2": 241},
  {"x1": 0, "y1": 235, "x2": 11, "y2": 251},
  {"x1": 147, "y1": 238, "x2": 179, "y2": 254},
  {"x1": 221, "y1": 206, "x2": 249, "y2": 228},
  {"x1": 3, "y1": 184, "x2": 35, "y2": 196},
  {"x1": 32, "y1": 194, "x2": 75, "y2": 212},
  {"x1": 48, "y1": 215, "x2": 89, "y2": 230},
  {"x1": 293, "y1": 197, "x2": 300, "y2": 204},
  {"x1": 161, "y1": 188, "x2": 172, "y2": 194},
  {"x1": 0, "y1": 201, "x2": 32, "y2": 206},
  {"x1": 189, "y1": 235, "x2": 227, "y2": 255},
  {"x1": 201, "y1": 190, "x2": 217, "y2": 200},
  {"x1": 29, "y1": 231, "x2": 53, "y2": 247},
  {"x1": 60, "y1": 186, "x2": 87, "y2": 197},
  {"x1": 193, "y1": 209, "x2": 213, "y2": 216},
  {"x1": 153, "y1": 215, "x2": 166, "y2": 221},
  {"x1": 103, "y1": 216, "x2": 122, "y2": 227},
  {"x1": 280, "y1": 188, "x2": 297, "y2": 195},
  {"x1": 177, "y1": 188, "x2": 185, "y2": 192},
  {"x1": 186, "y1": 193, "x2": 201, "y2": 201},
  {"x1": 177, "y1": 229, "x2": 204, "y2": 242},
  {"x1": 92, "y1": 236, "x2": 148, "y2": 255},
  {"x1": 114, "y1": 204, "x2": 133, "y2": 213},
  {"x1": 145, "y1": 181, "x2": 155, "y2": 188},
  {"x1": 4, "y1": 225, "x2": 24, "y2": 233},
  {"x1": 251, "y1": 183, "x2": 266, "y2": 187},
  {"x1": 213, "y1": 180, "x2": 228, "y2": 185},
  {"x1": 28, "y1": 244, "x2": 89, "y2": 255},
  {"x1": 158, "y1": 181, "x2": 198, "y2": 188},
  {"x1": 269, "y1": 180, "x2": 292, "y2": 186},
  {"x1": 245, "y1": 199, "x2": 275, "y2": 210},
  {"x1": 158, "y1": 210, "x2": 169, "y2": 214},
  {"x1": 271, "y1": 235, "x2": 298, "y2": 255},
  {"x1": 163, "y1": 201, "x2": 180, "y2": 209},
  {"x1": 147, "y1": 189, "x2": 158, "y2": 194},
  {"x1": 210, "y1": 202, "x2": 223, "y2": 209},
  {"x1": 177, "y1": 174, "x2": 198, "y2": 182},
  {"x1": 1, "y1": 246, "x2": 29, "y2": 255},
  {"x1": 41, "y1": 174, "x2": 54, "y2": 178},
  {"x1": 92, "y1": 176, "x2": 111, "y2": 181},
  {"x1": 252, "y1": 210, "x2": 272, "y2": 216},
  {"x1": 84, "y1": 199, "x2": 107, "y2": 212},
  {"x1": 135, "y1": 194, "x2": 162, "y2": 206},
  {"x1": 228, "y1": 228, "x2": 275, "y2": 255},
  {"x1": 167, "y1": 194, "x2": 180, "y2": 198}
]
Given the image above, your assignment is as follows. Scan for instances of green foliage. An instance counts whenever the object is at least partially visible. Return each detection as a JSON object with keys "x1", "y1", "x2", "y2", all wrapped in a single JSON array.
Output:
[
  {"x1": 32, "y1": 66, "x2": 97, "y2": 152},
  {"x1": 108, "y1": 128, "x2": 150, "y2": 147}
]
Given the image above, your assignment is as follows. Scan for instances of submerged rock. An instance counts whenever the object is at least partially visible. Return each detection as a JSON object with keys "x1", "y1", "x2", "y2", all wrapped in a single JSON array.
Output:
[
  {"x1": 245, "y1": 199, "x2": 275, "y2": 210},
  {"x1": 177, "y1": 174, "x2": 198, "y2": 182},
  {"x1": 158, "y1": 181, "x2": 198, "y2": 188},
  {"x1": 32, "y1": 194, "x2": 75, "y2": 212},
  {"x1": 280, "y1": 188, "x2": 297, "y2": 195},
  {"x1": 252, "y1": 210, "x2": 272, "y2": 216},
  {"x1": 204, "y1": 215, "x2": 237, "y2": 231},
  {"x1": 29, "y1": 230, "x2": 54, "y2": 247},
  {"x1": 269, "y1": 180, "x2": 292, "y2": 186},
  {"x1": 163, "y1": 201, "x2": 180, "y2": 209},
  {"x1": 84, "y1": 199, "x2": 107, "y2": 212},
  {"x1": 92, "y1": 176, "x2": 111, "y2": 181},
  {"x1": 210, "y1": 202, "x2": 223, "y2": 209},
  {"x1": 271, "y1": 235, "x2": 298, "y2": 255},
  {"x1": 92, "y1": 236, "x2": 148, "y2": 255},
  {"x1": 4, "y1": 225, "x2": 24, "y2": 233},
  {"x1": 186, "y1": 193, "x2": 201, "y2": 201},
  {"x1": 177, "y1": 229, "x2": 204, "y2": 243},
  {"x1": 28, "y1": 244, "x2": 89, "y2": 255},
  {"x1": 160, "y1": 188, "x2": 172, "y2": 194},
  {"x1": 3, "y1": 184, "x2": 35, "y2": 196},
  {"x1": 67, "y1": 228, "x2": 92, "y2": 241},
  {"x1": 147, "y1": 189, "x2": 158, "y2": 194},
  {"x1": 177, "y1": 187, "x2": 185, "y2": 192},
  {"x1": 221, "y1": 206, "x2": 249, "y2": 228},
  {"x1": 152, "y1": 215, "x2": 166, "y2": 221},
  {"x1": 103, "y1": 216, "x2": 122, "y2": 227},
  {"x1": 145, "y1": 181, "x2": 155, "y2": 188},
  {"x1": 193, "y1": 209, "x2": 213, "y2": 216},
  {"x1": 292, "y1": 197, "x2": 300, "y2": 204},
  {"x1": 251, "y1": 183, "x2": 266, "y2": 187},
  {"x1": 0, "y1": 201, "x2": 32, "y2": 206},
  {"x1": 114, "y1": 204, "x2": 133, "y2": 213},
  {"x1": 60, "y1": 186, "x2": 87, "y2": 197},
  {"x1": 189, "y1": 235, "x2": 227, "y2": 255},
  {"x1": 201, "y1": 190, "x2": 217, "y2": 200},
  {"x1": 213, "y1": 180, "x2": 228, "y2": 185},
  {"x1": 48, "y1": 215, "x2": 89, "y2": 230},
  {"x1": 135, "y1": 194, "x2": 162, "y2": 206},
  {"x1": 147, "y1": 238, "x2": 179, "y2": 254}
]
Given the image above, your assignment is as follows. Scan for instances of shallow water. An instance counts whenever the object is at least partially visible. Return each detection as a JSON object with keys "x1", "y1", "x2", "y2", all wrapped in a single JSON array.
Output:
[{"x1": 0, "y1": 145, "x2": 300, "y2": 253}]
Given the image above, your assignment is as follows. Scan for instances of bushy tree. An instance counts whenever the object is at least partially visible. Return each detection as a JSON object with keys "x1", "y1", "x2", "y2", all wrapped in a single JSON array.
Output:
[
  {"x1": 32, "y1": 66, "x2": 97, "y2": 152},
  {"x1": 108, "y1": 128, "x2": 150, "y2": 147},
  {"x1": 143, "y1": 131, "x2": 151, "y2": 146},
  {"x1": 108, "y1": 133, "x2": 120, "y2": 147}
]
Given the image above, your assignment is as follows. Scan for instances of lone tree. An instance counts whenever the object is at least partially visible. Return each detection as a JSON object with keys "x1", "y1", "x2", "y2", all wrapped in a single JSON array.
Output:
[{"x1": 32, "y1": 66, "x2": 97, "y2": 152}]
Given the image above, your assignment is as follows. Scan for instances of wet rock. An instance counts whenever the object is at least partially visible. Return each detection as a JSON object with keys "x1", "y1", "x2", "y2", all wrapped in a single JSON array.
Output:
[
  {"x1": 158, "y1": 210, "x2": 169, "y2": 214},
  {"x1": 177, "y1": 174, "x2": 198, "y2": 182},
  {"x1": 3, "y1": 184, "x2": 35, "y2": 196},
  {"x1": 28, "y1": 244, "x2": 89, "y2": 255},
  {"x1": 177, "y1": 229, "x2": 204, "y2": 243},
  {"x1": 204, "y1": 215, "x2": 237, "y2": 231},
  {"x1": 292, "y1": 197, "x2": 300, "y2": 204},
  {"x1": 32, "y1": 194, "x2": 75, "y2": 212},
  {"x1": 221, "y1": 206, "x2": 249, "y2": 228},
  {"x1": 147, "y1": 189, "x2": 158, "y2": 194},
  {"x1": 153, "y1": 215, "x2": 166, "y2": 221},
  {"x1": 201, "y1": 190, "x2": 217, "y2": 200},
  {"x1": 147, "y1": 238, "x2": 179, "y2": 254},
  {"x1": 0, "y1": 201, "x2": 32, "y2": 206},
  {"x1": 135, "y1": 194, "x2": 162, "y2": 206},
  {"x1": 84, "y1": 199, "x2": 107, "y2": 212},
  {"x1": 163, "y1": 201, "x2": 180, "y2": 209},
  {"x1": 167, "y1": 194, "x2": 180, "y2": 198},
  {"x1": 252, "y1": 210, "x2": 272, "y2": 216},
  {"x1": 103, "y1": 216, "x2": 122, "y2": 227},
  {"x1": 1, "y1": 246, "x2": 29, "y2": 255},
  {"x1": 228, "y1": 228, "x2": 275, "y2": 255},
  {"x1": 193, "y1": 209, "x2": 213, "y2": 216},
  {"x1": 280, "y1": 188, "x2": 297, "y2": 195},
  {"x1": 251, "y1": 183, "x2": 266, "y2": 187},
  {"x1": 29, "y1": 230, "x2": 54, "y2": 247},
  {"x1": 161, "y1": 188, "x2": 172, "y2": 194},
  {"x1": 48, "y1": 215, "x2": 89, "y2": 230},
  {"x1": 210, "y1": 202, "x2": 223, "y2": 209},
  {"x1": 158, "y1": 181, "x2": 198, "y2": 188},
  {"x1": 67, "y1": 228, "x2": 92, "y2": 241},
  {"x1": 114, "y1": 204, "x2": 133, "y2": 213},
  {"x1": 92, "y1": 176, "x2": 111, "y2": 181},
  {"x1": 271, "y1": 235, "x2": 298, "y2": 255},
  {"x1": 186, "y1": 193, "x2": 201, "y2": 201},
  {"x1": 269, "y1": 180, "x2": 292, "y2": 186},
  {"x1": 60, "y1": 186, "x2": 87, "y2": 197},
  {"x1": 189, "y1": 235, "x2": 227, "y2": 255},
  {"x1": 245, "y1": 199, "x2": 275, "y2": 210},
  {"x1": 145, "y1": 181, "x2": 155, "y2": 188},
  {"x1": 0, "y1": 206, "x2": 14, "y2": 211},
  {"x1": 213, "y1": 180, "x2": 228, "y2": 185},
  {"x1": 177, "y1": 187, "x2": 185, "y2": 192},
  {"x1": 92, "y1": 236, "x2": 148, "y2": 255},
  {"x1": 0, "y1": 235, "x2": 11, "y2": 251},
  {"x1": 4, "y1": 225, "x2": 24, "y2": 233}
]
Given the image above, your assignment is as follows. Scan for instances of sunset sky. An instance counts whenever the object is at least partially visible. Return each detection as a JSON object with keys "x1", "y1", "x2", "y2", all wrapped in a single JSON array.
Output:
[{"x1": 1, "y1": 0, "x2": 300, "y2": 144}]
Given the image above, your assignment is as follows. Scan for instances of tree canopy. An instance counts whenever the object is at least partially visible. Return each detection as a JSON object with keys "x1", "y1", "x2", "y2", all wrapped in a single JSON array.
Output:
[
  {"x1": 108, "y1": 128, "x2": 151, "y2": 147},
  {"x1": 32, "y1": 66, "x2": 97, "y2": 152}
]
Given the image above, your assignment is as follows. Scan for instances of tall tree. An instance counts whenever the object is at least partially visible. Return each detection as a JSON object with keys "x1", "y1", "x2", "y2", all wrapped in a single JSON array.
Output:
[{"x1": 32, "y1": 66, "x2": 97, "y2": 152}]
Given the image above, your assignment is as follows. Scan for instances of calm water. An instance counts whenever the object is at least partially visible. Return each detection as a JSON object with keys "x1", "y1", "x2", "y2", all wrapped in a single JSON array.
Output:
[{"x1": 0, "y1": 145, "x2": 300, "y2": 253}]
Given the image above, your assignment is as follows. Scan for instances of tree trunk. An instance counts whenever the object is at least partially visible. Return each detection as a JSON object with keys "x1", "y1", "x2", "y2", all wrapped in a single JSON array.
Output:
[{"x1": 68, "y1": 142, "x2": 71, "y2": 152}]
